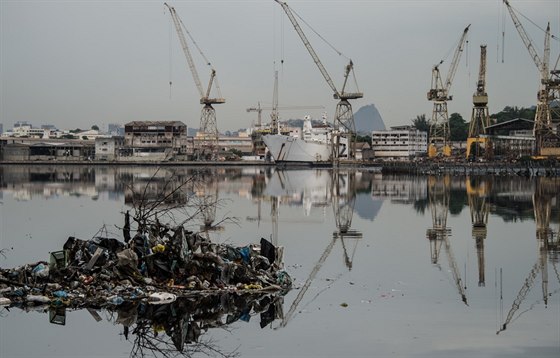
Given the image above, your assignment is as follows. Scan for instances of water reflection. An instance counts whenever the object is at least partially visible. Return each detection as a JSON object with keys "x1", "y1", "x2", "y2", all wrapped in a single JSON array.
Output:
[
  {"x1": 7, "y1": 293, "x2": 284, "y2": 358},
  {"x1": 1, "y1": 165, "x2": 560, "y2": 355},
  {"x1": 426, "y1": 175, "x2": 468, "y2": 305},
  {"x1": 495, "y1": 177, "x2": 560, "y2": 334}
]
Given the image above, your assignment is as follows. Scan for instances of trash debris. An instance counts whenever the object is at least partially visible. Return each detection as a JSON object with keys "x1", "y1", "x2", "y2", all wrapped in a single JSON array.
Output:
[
  {"x1": 148, "y1": 292, "x2": 177, "y2": 305},
  {"x1": 0, "y1": 222, "x2": 292, "y2": 312}
]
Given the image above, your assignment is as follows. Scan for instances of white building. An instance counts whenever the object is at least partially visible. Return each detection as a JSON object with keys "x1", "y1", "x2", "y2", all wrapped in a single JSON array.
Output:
[
  {"x1": 371, "y1": 125, "x2": 427, "y2": 159},
  {"x1": 95, "y1": 136, "x2": 124, "y2": 161}
]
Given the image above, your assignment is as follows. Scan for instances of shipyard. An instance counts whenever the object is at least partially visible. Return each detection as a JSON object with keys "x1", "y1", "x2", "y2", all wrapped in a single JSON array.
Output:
[{"x1": 1, "y1": 1, "x2": 560, "y2": 357}]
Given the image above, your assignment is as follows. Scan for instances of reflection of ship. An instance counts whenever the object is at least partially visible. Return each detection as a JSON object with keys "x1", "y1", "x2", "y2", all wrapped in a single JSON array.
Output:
[
  {"x1": 278, "y1": 170, "x2": 362, "y2": 328},
  {"x1": 263, "y1": 115, "x2": 348, "y2": 164}
]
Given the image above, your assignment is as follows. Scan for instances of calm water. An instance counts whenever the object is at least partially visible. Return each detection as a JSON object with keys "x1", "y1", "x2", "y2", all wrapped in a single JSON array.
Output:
[{"x1": 0, "y1": 165, "x2": 559, "y2": 358}]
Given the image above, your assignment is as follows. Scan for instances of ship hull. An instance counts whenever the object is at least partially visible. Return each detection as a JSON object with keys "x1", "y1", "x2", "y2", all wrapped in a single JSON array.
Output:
[{"x1": 262, "y1": 134, "x2": 333, "y2": 164}]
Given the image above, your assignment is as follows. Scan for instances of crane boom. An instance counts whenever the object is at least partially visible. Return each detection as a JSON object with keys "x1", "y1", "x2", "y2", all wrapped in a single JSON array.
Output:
[
  {"x1": 428, "y1": 25, "x2": 470, "y2": 102},
  {"x1": 503, "y1": 0, "x2": 543, "y2": 72},
  {"x1": 165, "y1": 3, "x2": 204, "y2": 98},
  {"x1": 444, "y1": 24, "x2": 471, "y2": 94},
  {"x1": 274, "y1": 0, "x2": 339, "y2": 97},
  {"x1": 477, "y1": 45, "x2": 487, "y2": 93}
]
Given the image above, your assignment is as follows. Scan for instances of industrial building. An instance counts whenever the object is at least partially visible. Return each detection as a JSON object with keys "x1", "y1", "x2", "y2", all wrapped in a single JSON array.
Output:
[
  {"x1": 124, "y1": 121, "x2": 188, "y2": 160},
  {"x1": 371, "y1": 126, "x2": 428, "y2": 160}
]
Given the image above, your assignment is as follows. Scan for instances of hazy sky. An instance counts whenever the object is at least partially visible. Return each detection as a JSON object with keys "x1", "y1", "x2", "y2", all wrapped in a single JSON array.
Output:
[{"x1": 1, "y1": 0, "x2": 559, "y2": 132}]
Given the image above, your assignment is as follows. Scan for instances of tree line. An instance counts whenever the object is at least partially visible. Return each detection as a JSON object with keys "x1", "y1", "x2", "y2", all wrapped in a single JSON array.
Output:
[{"x1": 411, "y1": 106, "x2": 537, "y2": 141}]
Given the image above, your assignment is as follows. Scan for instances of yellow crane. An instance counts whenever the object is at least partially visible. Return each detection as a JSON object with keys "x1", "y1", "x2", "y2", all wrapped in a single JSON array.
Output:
[
  {"x1": 467, "y1": 45, "x2": 491, "y2": 160},
  {"x1": 503, "y1": 0, "x2": 560, "y2": 157},
  {"x1": 427, "y1": 25, "x2": 470, "y2": 158},
  {"x1": 274, "y1": 0, "x2": 363, "y2": 161},
  {"x1": 165, "y1": 3, "x2": 225, "y2": 159}
]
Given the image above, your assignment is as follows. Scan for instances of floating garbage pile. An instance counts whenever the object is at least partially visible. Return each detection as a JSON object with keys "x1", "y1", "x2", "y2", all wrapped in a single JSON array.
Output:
[{"x1": 0, "y1": 225, "x2": 292, "y2": 310}]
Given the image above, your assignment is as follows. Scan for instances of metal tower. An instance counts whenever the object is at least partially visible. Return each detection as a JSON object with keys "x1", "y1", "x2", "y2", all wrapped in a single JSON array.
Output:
[
  {"x1": 467, "y1": 45, "x2": 491, "y2": 159},
  {"x1": 427, "y1": 25, "x2": 470, "y2": 158}
]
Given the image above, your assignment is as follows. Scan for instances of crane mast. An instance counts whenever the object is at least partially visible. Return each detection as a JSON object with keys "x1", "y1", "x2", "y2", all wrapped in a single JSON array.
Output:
[
  {"x1": 427, "y1": 25, "x2": 470, "y2": 158},
  {"x1": 165, "y1": 3, "x2": 225, "y2": 159},
  {"x1": 467, "y1": 45, "x2": 491, "y2": 159},
  {"x1": 503, "y1": 0, "x2": 560, "y2": 156},
  {"x1": 274, "y1": 0, "x2": 363, "y2": 161}
]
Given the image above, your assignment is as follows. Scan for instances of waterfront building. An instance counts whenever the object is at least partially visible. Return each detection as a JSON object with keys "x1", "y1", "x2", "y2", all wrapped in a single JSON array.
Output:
[
  {"x1": 1, "y1": 122, "x2": 50, "y2": 139},
  {"x1": 0, "y1": 138, "x2": 94, "y2": 161},
  {"x1": 483, "y1": 118, "x2": 535, "y2": 158},
  {"x1": 124, "y1": 121, "x2": 188, "y2": 160},
  {"x1": 371, "y1": 125, "x2": 428, "y2": 159},
  {"x1": 95, "y1": 136, "x2": 125, "y2": 161}
]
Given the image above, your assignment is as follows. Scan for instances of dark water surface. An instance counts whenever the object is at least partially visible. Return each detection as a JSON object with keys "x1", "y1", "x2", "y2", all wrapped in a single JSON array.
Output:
[{"x1": 0, "y1": 165, "x2": 559, "y2": 357}]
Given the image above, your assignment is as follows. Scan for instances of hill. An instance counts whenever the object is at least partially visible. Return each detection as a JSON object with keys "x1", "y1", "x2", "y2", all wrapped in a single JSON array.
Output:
[{"x1": 354, "y1": 104, "x2": 385, "y2": 134}]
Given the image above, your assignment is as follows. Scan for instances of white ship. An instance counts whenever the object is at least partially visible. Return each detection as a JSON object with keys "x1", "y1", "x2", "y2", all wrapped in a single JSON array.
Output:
[{"x1": 263, "y1": 115, "x2": 347, "y2": 165}]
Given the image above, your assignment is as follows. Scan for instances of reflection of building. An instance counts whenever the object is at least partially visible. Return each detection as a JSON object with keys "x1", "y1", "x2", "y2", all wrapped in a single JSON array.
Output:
[
  {"x1": 371, "y1": 126, "x2": 427, "y2": 159},
  {"x1": 371, "y1": 175, "x2": 427, "y2": 204},
  {"x1": 124, "y1": 121, "x2": 188, "y2": 160}
]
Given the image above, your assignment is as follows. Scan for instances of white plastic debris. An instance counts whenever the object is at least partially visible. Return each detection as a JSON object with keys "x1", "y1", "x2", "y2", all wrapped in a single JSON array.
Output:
[
  {"x1": 148, "y1": 292, "x2": 177, "y2": 305},
  {"x1": 26, "y1": 295, "x2": 50, "y2": 304}
]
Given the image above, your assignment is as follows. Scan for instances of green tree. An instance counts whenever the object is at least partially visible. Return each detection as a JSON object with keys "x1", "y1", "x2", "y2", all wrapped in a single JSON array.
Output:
[
  {"x1": 356, "y1": 134, "x2": 371, "y2": 143},
  {"x1": 412, "y1": 114, "x2": 429, "y2": 133},
  {"x1": 91, "y1": 125, "x2": 99, "y2": 131},
  {"x1": 449, "y1": 112, "x2": 468, "y2": 141},
  {"x1": 490, "y1": 106, "x2": 535, "y2": 123}
]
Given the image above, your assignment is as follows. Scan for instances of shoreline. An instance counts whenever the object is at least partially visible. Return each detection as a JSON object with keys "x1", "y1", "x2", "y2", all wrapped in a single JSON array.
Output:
[{"x1": 0, "y1": 160, "x2": 558, "y2": 176}]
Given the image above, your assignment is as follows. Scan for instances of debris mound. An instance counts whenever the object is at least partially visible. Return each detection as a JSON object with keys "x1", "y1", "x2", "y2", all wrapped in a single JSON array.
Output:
[{"x1": 0, "y1": 224, "x2": 291, "y2": 309}]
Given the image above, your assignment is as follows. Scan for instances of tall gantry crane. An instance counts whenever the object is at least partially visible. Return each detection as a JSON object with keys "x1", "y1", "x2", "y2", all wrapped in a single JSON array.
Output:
[
  {"x1": 427, "y1": 25, "x2": 470, "y2": 158},
  {"x1": 503, "y1": 0, "x2": 560, "y2": 156},
  {"x1": 467, "y1": 45, "x2": 491, "y2": 160},
  {"x1": 165, "y1": 3, "x2": 225, "y2": 159},
  {"x1": 274, "y1": 0, "x2": 363, "y2": 161}
]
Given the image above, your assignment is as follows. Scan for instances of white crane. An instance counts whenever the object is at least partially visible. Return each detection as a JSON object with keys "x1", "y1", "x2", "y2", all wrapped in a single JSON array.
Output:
[
  {"x1": 274, "y1": 0, "x2": 363, "y2": 160},
  {"x1": 165, "y1": 3, "x2": 225, "y2": 159},
  {"x1": 427, "y1": 25, "x2": 470, "y2": 158},
  {"x1": 503, "y1": 0, "x2": 560, "y2": 157}
]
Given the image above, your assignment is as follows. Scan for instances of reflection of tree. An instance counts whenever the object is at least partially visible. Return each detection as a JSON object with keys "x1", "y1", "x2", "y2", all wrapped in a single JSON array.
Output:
[
  {"x1": 413, "y1": 198, "x2": 429, "y2": 215},
  {"x1": 448, "y1": 189, "x2": 467, "y2": 216},
  {"x1": 122, "y1": 168, "x2": 237, "y2": 234}
]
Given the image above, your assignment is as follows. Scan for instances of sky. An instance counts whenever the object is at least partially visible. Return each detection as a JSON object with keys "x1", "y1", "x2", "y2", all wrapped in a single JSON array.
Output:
[{"x1": 1, "y1": 0, "x2": 559, "y2": 133}]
